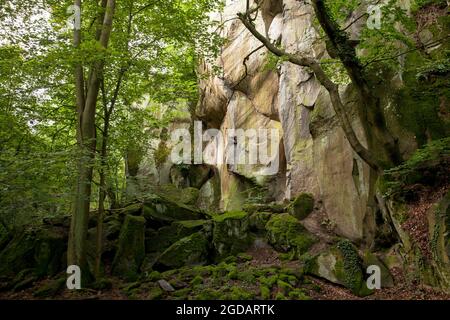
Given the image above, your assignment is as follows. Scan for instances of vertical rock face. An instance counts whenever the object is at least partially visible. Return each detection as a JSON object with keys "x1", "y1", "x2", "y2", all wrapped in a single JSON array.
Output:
[{"x1": 195, "y1": 0, "x2": 373, "y2": 241}]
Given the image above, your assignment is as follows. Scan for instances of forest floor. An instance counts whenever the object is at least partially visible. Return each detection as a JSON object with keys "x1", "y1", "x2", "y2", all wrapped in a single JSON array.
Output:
[{"x1": 1, "y1": 242, "x2": 449, "y2": 300}]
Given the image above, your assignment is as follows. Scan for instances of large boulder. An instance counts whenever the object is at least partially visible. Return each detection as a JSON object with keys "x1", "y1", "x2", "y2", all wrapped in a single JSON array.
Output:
[
  {"x1": 154, "y1": 232, "x2": 210, "y2": 270},
  {"x1": 306, "y1": 240, "x2": 373, "y2": 296},
  {"x1": 265, "y1": 213, "x2": 316, "y2": 257},
  {"x1": 212, "y1": 211, "x2": 254, "y2": 260},
  {"x1": 196, "y1": 174, "x2": 221, "y2": 213},
  {"x1": 0, "y1": 224, "x2": 67, "y2": 278},
  {"x1": 145, "y1": 220, "x2": 210, "y2": 253},
  {"x1": 143, "y1": 194, "x2": 204, "y2": 224},
  {"x1": 288, "y1": 193, "x2": 314, "y2": 220},
  {"x1": 112, "y1": 215, "x2": 146, "y2": 281}
]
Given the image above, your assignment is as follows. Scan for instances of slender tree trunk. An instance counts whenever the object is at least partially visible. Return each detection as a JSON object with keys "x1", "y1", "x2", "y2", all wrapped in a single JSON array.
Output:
[
  {"x1": 95, "y1": 113, "x2": 109, "y2": 278},
  {"x1": 68, "y1": 0, "x2": 116, "y2": 284}
]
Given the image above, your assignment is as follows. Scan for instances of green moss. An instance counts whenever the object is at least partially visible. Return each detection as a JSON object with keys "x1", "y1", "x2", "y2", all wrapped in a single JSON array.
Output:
[
  {"x1": 279, "y1": 274, "x2": 298, "y2": 286},
  {"x1": 118, "y1": 203, "x2": 143, "y2": 216},
  {"x1": 236, "y1": 271, "x2": 257, "y2": 284},
  {"x1": 112, "y1": 215, "x2": 146, "y2": 281},
  {"x1": 378, "y1": 137, "x2": 450, "y2": 199},
  {"x1": 190, "y1": 275, "x2": 203, "y2": 286},
  {"x1": 289, "y1": 193, "x2": 314, "y2": 220},
  {"x1": 259, "y1": 274, "x2": 278, "y2": 288},
  {"x1": 275, "y1": 292, "x2": 286, "y2": 300},
  {"x1": 155, "y1": 232, "x2": 210, "y2": 269},
  {"x1": 276, "y1": 279, "x2": 293, "y2": 294},
  {"x1": 265, "y1": 213, "x2": 317, "y2": 257},
  {"x1": 147, "y1": 271, "x2": 161, "y2": 281},
  {"x1": 0, "y1": 225, "x2": 66, "y2": 278},
  {"x1": 394, "y1": 50, "x2": 450, "y2": 146},
  {"x1": 229, "y1": 286, "x2": 255, "y2": 300},
  {"x1": 335, "y1": 240, "x2": 369, "y2": 296},
  {"x1": 195, "y1": 288, "x2": 223, "y2": 300},
  {"x1": 236, "y1": 253, "x2": 253, "y2": 262},
  {"x1": 212, "y1": 211, "x2": 253, "y2": 260},
  {"x1": 242, "y1": 203, "x2": 285, "y2": 214},
  {"x1": 213, "y1": 211, "x2": 248, "y2": 223},
  {"x1": 288, "y1": 289, "x2": 311, "y2": 300},
  {"x1": 148, "y1": 286, "x2": 164, "y2": 300},
  {"x1": 260, "y1": 285, "x2": 271, "y2": 299},
  {"x1": 248, "y1": 212, "x2": 272, "y2": 231},
  {"x1": 146, "y1": 220, "x2": 208, "y2": 253},
  {"x1": 172, "y1": 287, "x2": 191, "y2": 299}
]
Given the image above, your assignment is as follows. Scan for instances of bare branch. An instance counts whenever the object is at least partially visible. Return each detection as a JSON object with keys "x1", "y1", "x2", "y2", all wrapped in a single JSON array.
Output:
[{"x1": 238, "y1": 6, "x2": 382, "y2": 171}]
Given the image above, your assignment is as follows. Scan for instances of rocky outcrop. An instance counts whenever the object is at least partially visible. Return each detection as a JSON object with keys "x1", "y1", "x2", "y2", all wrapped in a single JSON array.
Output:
[
  {"x1": 193, "y1": 0, "x2": 376, "y2": 243},
  {"x1": 306, "y1": 240, "x2": 373, "y2": 296},
  {"x1": 377, "y1": 138, "x2": 450, "y2": 293}
]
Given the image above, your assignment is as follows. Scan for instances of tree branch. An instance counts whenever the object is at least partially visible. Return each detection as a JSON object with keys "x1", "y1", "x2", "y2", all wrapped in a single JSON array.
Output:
[{"x1": 238, "y1": 8, "x2": 382, "y2": 171}]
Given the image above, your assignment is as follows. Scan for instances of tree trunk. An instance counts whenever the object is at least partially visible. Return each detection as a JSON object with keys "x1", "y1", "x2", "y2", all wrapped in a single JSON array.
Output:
[
  {"x1": 95, "y1": 119, "x2": 108, "y2": 278},
  {"x1": 68, "y1": 0, "x2": 116, "y2": 284}
]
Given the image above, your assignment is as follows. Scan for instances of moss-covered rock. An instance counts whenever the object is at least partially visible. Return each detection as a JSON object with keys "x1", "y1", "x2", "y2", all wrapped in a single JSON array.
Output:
[
  {"x1": 242, "y1": 202, "x2": 286, "y2": 214},
  {"x1": 145, "y1": 220, "x2": 209, "y2": 253},
  {"x1": 307, "y1": 240, "x2": 372, "y2": 296},
  {"x1": 143, "y1": 194, "x2": 204, "y2": 223},
  {"x1": 112, "y1": 215, "x2": 146, "y2": 281},
  {"x1": 228, "y1": 286, "x2": 255, "y2": 300},
  {"x1": 362, "y1": 251, "x2": 394, "y2": 288},
  {"x1": 118, "y1": 203, "x2": 143, "y2": 216},
  {"x1": 265, "y1": 213, "x2": 316, "y2": 257},
  {"x1": 0, "y1": 224, "x2": 67, "y2": 278},
  {"x1": 212, "y1": 211, "x2": 253, "y2": 260},
  {"x1": 248, "y1": 212, "x2": 272, "y2": 231},
  {"x1": 156, "y1": 184, "x2": 200, "y2": 205},
  {"x1": 155, "y1": 232, "x2": 210, "y2": 270},
  {"x1": 289, "y1": 193, "x2": 314, "y2": 220}
]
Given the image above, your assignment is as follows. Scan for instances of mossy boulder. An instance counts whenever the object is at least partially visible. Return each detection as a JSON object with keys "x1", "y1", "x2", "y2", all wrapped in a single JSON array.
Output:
[
  {"x1": 156, "y1": 184, "x2": 200, "y2": 205},
  {"x1": 118, "y1": 202, "x2": 143, "y2": 216},
  {"x1": 248, "y1": 212, "x2": 272, "y2": 231},
  {"x1": 289, "y1": 193, "x2": 314, "y2": 220},
  {"x1": 155, "y1": 232, "x2": 210, "y2": 270},
  {"x1": 0, "y1": 224, "x2": 67, "y2": 278},
  {"x1": 145, "y1": 220, "x2": 209, "y2": 253},
  {"x1": 242, "y1": 202, "x2": 286, "y2": 214},
  {"x1": 112, "y1": 215, "x2": 146, "y2": 281},
  {"x1": 265, "y1": 213, "x2": 316, "y2": 257},
  {"x1": 307, "y1": 240, "x2": 373, "y2": 296},
  {"x1": 143, "y1": 195, "x2": 204, "y2": 223},
  {"x1": 212, "y1": 211, "x2": 253, "y2": 260},
  {"x1": 362, "y1": 251, "x2": 394, "y2": 288}
]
